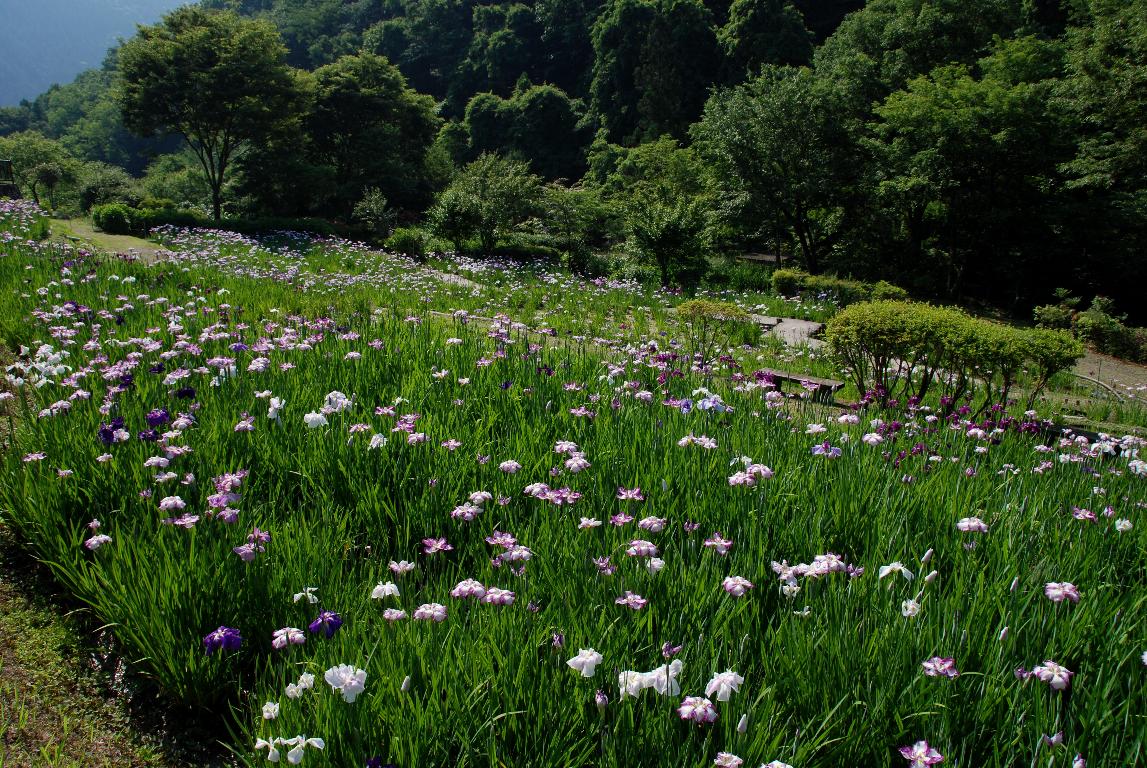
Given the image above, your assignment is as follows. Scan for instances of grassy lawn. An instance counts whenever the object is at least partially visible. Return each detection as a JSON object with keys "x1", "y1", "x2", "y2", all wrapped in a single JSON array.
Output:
[
  {"x1": 0, "y1": 529, "x2": 235, "y2": 768},
  {"x1": 48, "y1": 218, "x2": 159, "y2": 260}
]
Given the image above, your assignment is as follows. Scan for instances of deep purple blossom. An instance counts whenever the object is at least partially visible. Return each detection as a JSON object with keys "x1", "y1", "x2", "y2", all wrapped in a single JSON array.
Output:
[
  {"x1": 146, "y1": 408, "x2": 170, "y2": 427},
  {"x1": 203, "y1": 626, "x2": 242, "y2": 655},
  {"x1": 309, "y1": 610, "x2": 344, "y2": 638}
]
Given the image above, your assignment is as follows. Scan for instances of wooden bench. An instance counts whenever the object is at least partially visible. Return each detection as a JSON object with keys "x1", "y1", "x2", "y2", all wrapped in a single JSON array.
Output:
[{"x1": 755, "y1": 368, "x2": 845, "y2": 403}]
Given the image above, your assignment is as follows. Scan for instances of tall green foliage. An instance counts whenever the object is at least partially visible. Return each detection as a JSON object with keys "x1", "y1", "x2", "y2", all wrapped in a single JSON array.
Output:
[
  {"x1": 590, "y1": 0, "x2": 721, "y2": 144},
  {"x1": 429, "y1": 153, "x2": 543, "y2": 252},
  {"x1": 117, "y1": 7, "x2": 304, "y2": 220},
  {"x1": 864, "y1": 37, "x2": 1070, "y2": 302},
  {"x1": 464, "y1": 84, "x2": 592, "y2": 180},
  {"x1": 309, "y1": 53, "x2": 442, "y2": 214},
  {"x1": 720, "y1": 0, "x2": 813, "y2": 76},
  {"x1": 694, "y1": 66, "x2": 855, "y2": 274}
]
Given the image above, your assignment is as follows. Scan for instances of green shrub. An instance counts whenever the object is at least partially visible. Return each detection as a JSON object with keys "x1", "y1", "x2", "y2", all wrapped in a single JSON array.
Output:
[
  {"x1": 1128, "y1": 328, "x2": 1147, "y2": 364},
  {"x1": 428, "y1": 154, "x2": 543, "y2": 253},
  {"x1": 493, "y1": 239, "x2": 562, "y2": 262},
  {"x1": 77, "y1": 163, "x2": 140, "y2": 211},
  {"x1": 1033, "y1": 303, "x2": 1074, "y2": 330},
  {"x1": 771, "y1": 269, "x2": 905, "y2": 306},
  {"x1": 91, "y1": 203, "x2": 135, "y2": 234},
  {"x1": 625, "y1": 194, "x2": 711, "y2": 291},
  {"x1": 706, "y1": 259, "x2": 774, "y2": 292},
  {"x1": 217, "y1": 216, "x2": 342, "y2": 238},
  {"x1": 771, "y1": 268, "x2": 806, "y2": 296},
  {"x1": 677, "y1": 298, "x2": 757, "y2": 366},
  {"x1": 802, "y1": 273, "x2": 870, "y2": 305},
  {"x1": 386, "y1": 227, "x2": 428, "y2": 259},
  {"x1": 826, "y1": 300, "x2": 1082, "y2": 412},
  {"x1": 352, "y1": 188, "x2": 396, "y2": 236},
  {"x1": 134, "y1": 207, "x2": 206, "y2": 233},
  {"x1": 870, "y1": 280, "x2": 909, "y2": 301},
  {"x1": 138, "y1": 197, "x2": 177, "y2": 211}
]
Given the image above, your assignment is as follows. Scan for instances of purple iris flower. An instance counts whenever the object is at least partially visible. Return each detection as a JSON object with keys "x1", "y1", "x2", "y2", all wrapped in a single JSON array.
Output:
[
  {"x1": 146, "y1": 408, "x2": 170, "y2": 427},
  {"x1": 812, "y1": 441, "x2": 842, "y2": 458},
  {"x1": 174, "y1": 386, "x2": 196, "y2": 399},
  {"x1": 309, "y1": 610, "x2": 343, "y2": 638},
  {"x1": 97, "y1": 417, "x2": 125, "y2": 445},
  {"x1": 138, "y1": 429, "x2": 160, "y2": 442},
  {"x1": 203, "y1": 626, "x2": 242, "y2": 655}
]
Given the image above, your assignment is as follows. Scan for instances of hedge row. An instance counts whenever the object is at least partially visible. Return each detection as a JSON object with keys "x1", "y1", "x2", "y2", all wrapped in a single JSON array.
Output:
[
  {"x1": 826, "y1": 301, "x2": 1083, "y2": 412},
  {"x1": 772, "y1": 268, "x2": 909, "y2": 306},
  {"x1": 91, "y1": 203, "x2": 354, "y2": 239}
]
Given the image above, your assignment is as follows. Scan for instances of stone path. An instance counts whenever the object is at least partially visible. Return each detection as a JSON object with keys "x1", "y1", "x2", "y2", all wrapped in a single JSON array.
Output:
[{"x1": 750, "y1": 315, "x2": 826, "y2": 348}]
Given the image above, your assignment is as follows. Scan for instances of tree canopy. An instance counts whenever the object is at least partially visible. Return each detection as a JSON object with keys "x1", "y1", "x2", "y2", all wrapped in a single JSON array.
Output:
[{"x1": 116, "y1": 7, "x2": 301, "y2": 219}]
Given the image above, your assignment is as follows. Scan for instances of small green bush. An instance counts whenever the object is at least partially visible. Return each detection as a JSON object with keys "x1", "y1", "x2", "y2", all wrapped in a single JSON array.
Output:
[
  {"x1": 870, "y1": 280, "x2": 909, "y2": 301},
  {"x1": 677, "y1": 299, "x2": 758, "y2": 365},
  {"x1": 802, "y1": 273, "x2": 870, "y2": 305},
  {"x1": 771, "y1": 268, "x2": 806, "y2": 296},
  {"x1": 134, "y1": 207, "x2": 205, "y2": 233},
  {"x1": 91, "y1": 203, "x2": 135, "y2": 234},
  {"x1": 771, "y1": 269, "x2": 905, "y2": 306},
  {"x1": 387, "y1": 227, "x2": 428, "y2": 259},
  {"x1": 138, "y1": 197, "x2": 176, "y2": 211},
  {"x1": 1033, "y1": 303, "x2": 1074, "y2": 330},
  {"x1": 706, "y1": 259, "x2": 774, "y2": 292}
]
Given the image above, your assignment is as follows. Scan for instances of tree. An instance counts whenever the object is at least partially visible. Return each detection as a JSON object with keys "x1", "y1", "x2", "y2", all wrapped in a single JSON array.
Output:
[
  {"x1": 464, "y1": 84, "x2": 592, "y2": 180},
  {"x1": 633, "y1": 0, "x2": 723, "y2": 139},
  {"x1": 627, "y1": 192, "x2": 711, "y2": 289},
  {"x1": 590, "y1": 0, "x2": 722, "y2": 143},
  {"x1": 116, "y1": 7, "x2": 302, "y2": 220},
  {"x1": 541, "y1": 182, "x2": 617, "y2": 271},
  {"x1": 693, "y1": 66, "x2": 856, "y2": 273},
  {"x1": 32, "y1": 163, "x2": 68, "y2": 210},
  {"x1": 308, "y1": 53, "x2": 441, "y2": 214},
  {"x1": 0, "y1": 131, "x2": 77, "y2": 206},
  {"x1": 813, "y1": 0, "x2": 1026, "y2": 113},
  {"x1": 363, "y1": 0, "x2": 477, "y2": 107},
  {"x1": 590, "y1": 136, "x2": 714, "y2": 288},
  {"x1": 865, "y1": 38, "x2": 1069, "y2": 302},
  {"x1": 720, "y1": 0, "x2": 813, "y2": 77},
  {"x1": 535, "y1": 0, "x2": 608, "y2": 96},
  {"x1": 1055, "y1": 0, "x2": 1147, "y2": 316},
  {"x1": 428, "y1": 154, "x2": 542, "y2": 252}
]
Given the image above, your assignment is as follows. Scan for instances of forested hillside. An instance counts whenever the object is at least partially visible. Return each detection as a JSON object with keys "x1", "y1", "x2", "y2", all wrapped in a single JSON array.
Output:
[{"x1": 1, "y1": 0, "x2": 1144, "y2": 321}]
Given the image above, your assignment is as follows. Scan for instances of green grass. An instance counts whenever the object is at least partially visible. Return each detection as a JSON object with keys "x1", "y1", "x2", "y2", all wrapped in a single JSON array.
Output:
[
  {"x1": 0, "y1": 204, "x2": 1144, "y2": 767},
  {"x1": 0, "y1": 528, "x2": 234, "y2": 768}
]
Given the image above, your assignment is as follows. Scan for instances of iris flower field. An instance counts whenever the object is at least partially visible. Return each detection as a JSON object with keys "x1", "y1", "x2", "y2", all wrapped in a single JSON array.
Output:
[{"x1": 0, "y1": 200, "x2": 1144, "y2": 767}]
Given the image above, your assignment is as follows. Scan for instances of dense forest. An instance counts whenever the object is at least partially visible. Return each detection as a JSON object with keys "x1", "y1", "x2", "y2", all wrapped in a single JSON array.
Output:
[{"x1": 1, "y1": 0, "x2": 1144, "y2": 319}]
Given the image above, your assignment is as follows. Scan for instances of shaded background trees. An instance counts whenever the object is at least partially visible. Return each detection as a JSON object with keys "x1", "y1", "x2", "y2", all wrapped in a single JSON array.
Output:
[{"x1": 3, "y1": 0, "x2": 1146, "y2": 318}]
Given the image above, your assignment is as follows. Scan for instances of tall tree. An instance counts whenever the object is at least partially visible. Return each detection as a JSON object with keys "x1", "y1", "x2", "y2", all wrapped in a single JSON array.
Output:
[
  {"x1": 1056, "y1": 0, "x2": 1147, "y2": 313},
  {"x1": 813, "y1": 0, "x2": 1026, "y2": 112},
  {"x1": 591, "y1": 0, "x2": 722, "y2": 143},
  {"x1": 865, "y1": 37, "x2": 1069, "y2": 302},
  {"x1": 309, "y1": 52, "x2": 441, "y2": 213},
  {"x1": 0, "y1": 131, "x2": 78, "y2": 206},
  {"x1": 116, "y1": 7, "x2": 302, "y2": 220},
  {"x1": 693, "y1": 66, "x2": 856, "y2": 273},
  {"x1": 720, "y1": 0, "x2": 813, "y2": 77}
]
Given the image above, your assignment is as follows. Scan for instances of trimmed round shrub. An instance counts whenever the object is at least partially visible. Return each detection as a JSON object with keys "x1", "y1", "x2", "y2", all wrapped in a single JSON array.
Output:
[
  {"x1": 91, "y1": 203, "x2": 134, "y2": 235},
  {"x1": 386, "y1": 227, "x2": 429, "y2": 259}
]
